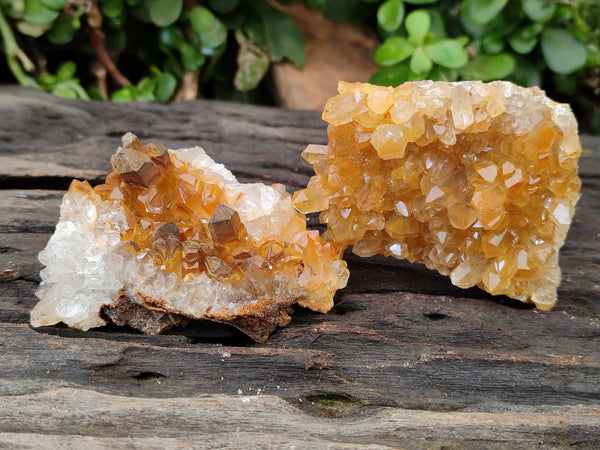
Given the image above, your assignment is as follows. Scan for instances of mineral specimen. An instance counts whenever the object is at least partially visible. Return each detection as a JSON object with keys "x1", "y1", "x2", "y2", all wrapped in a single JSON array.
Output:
[
  {"x1": 31, "y1": 134, "x2": 349, "y2": 341},
  {"x1": 293, "y1": 81, "x2": 582, "y2": 309}
]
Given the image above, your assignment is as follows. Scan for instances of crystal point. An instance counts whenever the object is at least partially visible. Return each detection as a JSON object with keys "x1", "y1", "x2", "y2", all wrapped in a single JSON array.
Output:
[{"x1": 294, "y1": 81, "x2": 582, "y2": 309}]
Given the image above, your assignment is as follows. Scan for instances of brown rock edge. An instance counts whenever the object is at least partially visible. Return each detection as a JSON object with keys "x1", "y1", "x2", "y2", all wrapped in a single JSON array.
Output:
[{"x1": 101, "y1": 290, "x2": 295, "y2": 342}]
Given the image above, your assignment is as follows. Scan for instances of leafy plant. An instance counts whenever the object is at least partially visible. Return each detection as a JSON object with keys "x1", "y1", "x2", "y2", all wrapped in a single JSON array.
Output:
[
  {"x1": 368, "y1": 0, "x2": 600, "y2": 133},
  {"x1": 373, "y1": 7, "x2": 469, "y2": 85},
  {"x1": 0, "y1": 0, "x2": 306, "y2": 103}
]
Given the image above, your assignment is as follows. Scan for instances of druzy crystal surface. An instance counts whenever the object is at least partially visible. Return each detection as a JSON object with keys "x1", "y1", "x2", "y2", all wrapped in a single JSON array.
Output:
[
  {"x1": 294, "y1": 81, "x2": 581, "y2": 309},
  {"x1": 31, "y1": 134, "x2": 348, "y2": 341}
]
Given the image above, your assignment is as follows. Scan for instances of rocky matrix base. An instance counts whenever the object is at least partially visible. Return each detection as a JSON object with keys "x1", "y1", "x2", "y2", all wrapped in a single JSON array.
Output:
[
  {"x1": 293, "y1": 81, "x2": 582, "y2": 309},
  {"x1": 31, "y1": 134, "x2": 349, "y2": 341}
]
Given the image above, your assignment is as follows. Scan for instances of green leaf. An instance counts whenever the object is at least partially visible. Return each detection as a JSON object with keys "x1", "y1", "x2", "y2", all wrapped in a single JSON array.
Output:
[
  {"x1": 38, "y1": 73, "x2": 56, "y2": 89},
  {"x1": 374, "y1": 37, "x2": 414, "y2": 67},
  {"x1": 40, "y1": 0, "x2": 67, "y2": 11},
  {"x1": 56, "y1": 61, "x2": 76, "y2": 80},
  {"x1": 321, "y1": 0, "x2": 363, "y2": 24},
  {"x1": 553, "y1": 4, "x2": 572, "y2": 24},
  {"x1": 405, "y1": 10, "x2": 430, "y2": 45},
  {"x1": 189, "y1": 6, "x2": 228, "y2": 52},
  {"x1": 159, "y1": 26, "x2": 186, "y2": 49},
  {"x1": 481, "y1": 33, "x2": 504, "y2": 54},
  {"x1": 87, "y1": 86, "x2": 107, "y2": 101},
  {"x1": 154, "y1": 73, "x2": 177, "y2": 102},
  {"x1": 429, "y1": 65, "x2": 458, "y2": 81},
  {"x1": 541, "y1": 28, "x2": 586, "y2": 74},
  {"x1": 377, "y1": 0, "x2": 405, "y2": 33},
  {"x1": 234, "y1": 58, "x2": 269, "y2": 91},
  {"x1": 69, "y1": 81, "x2": 91, "y2": 100},
  {"x1": 410, "y1": 47, "x2": 432, "y2": 74},
  {"x1": 370, "y1": 64, "x2": 411, "y2": 86},
  {"x1": 521, "y1": 0, "x2": 556, "y2": 23},
  {"x1": 407, "y1": 70, "x2": 423, "y2": 81},
  {"x1": 136, "y1": 77, "x2": 157, "y2": 101},
  {"x1": 427, "y1": 10, "x2": 445, "y2": 38},
  {"x1": 404, "y1": 0, "x2": 437, "y2": 4},
  {"x1": 249, "y1": 0, "x2": 306, "y2": 69},
  {"x1": 149, "y1": 0, "x2": 182, "y2": 27},
  {"x1": 508, "y1": 23, "x2": 542, "y2": 54},
  {"x1": 111, "y1": 86, "x2": 137, "y2": 102},
  {"x1": 242, "y1": 11, "x2": 267, "y2": 47},
  {"x1": 209, "y1": 0, "x2": 240, "y2": 14},
  {"x1": 462, "y1": 0, "x2": 508, "y2": 25},
  {"x1": 425, "y1": 39, "x2": 469, "y2": 68},
  {"x1": 52, "y1": 81, "x2": 90, "y2": 100},
  {"x1": 459, "y1": 53, "x2": 516, "y2": 81},
  {"x1": 23, "y1": 0, "x2": 60, "y2": 25},
  {"x1": 52, "y1": 84, "x2": 78, "y2": 99},
  {"x1": 137, "y1": 77, "x2": 157, "y2": 91},
  {"x1": 456, "y1": 36, "x2": 469, "y2": 46},
  {"x1": 101, "y1": 0, "x2": 124, "y2": 18},
  {"x1": 16, "y1": 21, "x2": 51, "y2": 37},
  {"x1": 234, "y1": 31, "x2": 270, "y2": 91},
  {"x1": 180, "y1": 43, "x2": 206, "y2": 70},
  {"x1": 47, "y1": 14, "x2": 80, "y2": 44}
]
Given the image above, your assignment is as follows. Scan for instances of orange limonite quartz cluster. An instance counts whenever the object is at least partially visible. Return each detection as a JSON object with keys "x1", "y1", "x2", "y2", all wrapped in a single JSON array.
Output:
[
  {"x1": 293, "y1": 81, "x2": 581, "y2": 309},
  {"x1": 31, "y1": 134, "x2": 348, "y2": 341}
]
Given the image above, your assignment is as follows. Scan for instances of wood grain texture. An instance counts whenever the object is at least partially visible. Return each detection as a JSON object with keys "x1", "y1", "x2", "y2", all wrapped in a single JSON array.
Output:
[
  {"x1": 1, "y1": 388, "x2": 599, "y2": 448},
  {"x1": 0, "y1": 87, "x2": 599, "y2": 447}
]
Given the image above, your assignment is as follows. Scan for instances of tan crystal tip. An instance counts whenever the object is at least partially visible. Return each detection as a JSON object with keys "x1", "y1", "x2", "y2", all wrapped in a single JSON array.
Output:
[
  {"x1": 31, "y1": 134, "x2": 349, "y2": 341},
  {"x1": 293, "y1": 80, "x2": 582, "y2": 309}
]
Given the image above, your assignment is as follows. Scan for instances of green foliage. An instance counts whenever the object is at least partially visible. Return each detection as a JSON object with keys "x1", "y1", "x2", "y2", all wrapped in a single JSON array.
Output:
[
  {"x1": 462, "y1": 0, "x2": 508, "y2": 25},
  {"x1": 149, "y1": 0, "x2": 182, "y2": 28},
  {"x1": 377, "y1": 0, "x2": 405, "y2": 33},
  {"x1": 0, "y1": 0, "x2": 306, "y2": 104},
  {"x1": 541, "y1": 28, "x2": 587, "y2": 74},
  {"x1": 373, "y1": 7, "x2": 469, "y2": 86},
  {"x1": 0, "y1": 0, "x2": 598, "y2": 132},
  {"x1": 369, "y1": 0, "x2": 599, "y2": 133},
  {"x1": 38, "y1": 61, "x2": 89, "y2": 99}
]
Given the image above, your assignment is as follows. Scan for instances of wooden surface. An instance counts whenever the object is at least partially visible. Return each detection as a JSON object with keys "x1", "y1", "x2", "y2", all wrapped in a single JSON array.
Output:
[{"x1": 1, "y1": 86, "x2": 599, "y2": 448}]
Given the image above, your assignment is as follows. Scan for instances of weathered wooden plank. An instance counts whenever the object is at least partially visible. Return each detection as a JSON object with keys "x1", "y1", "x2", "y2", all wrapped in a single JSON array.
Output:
[
  {"x1": 0, "y1": 87, "x2": 322, "y2": 191},
  {"x1": 1, "y1": 87, "x2": 599, "y2": 444},
  {"x1": 0, "y1": 433, "x2": 382, "y2": 450},
  {"x1": 0, "y1": 388, "x2": 598, "y2": 448},
  {"x1": 2, "y1": 284, "x2": 599, "y2": 410}
]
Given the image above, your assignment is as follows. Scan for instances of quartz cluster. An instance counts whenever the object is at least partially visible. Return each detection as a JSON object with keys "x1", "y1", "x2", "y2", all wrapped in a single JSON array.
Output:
[
  {"x1": 31, "y1": 134, "x2": 349, "y2": 341},
  {"x1": 293, "y1": 81, "x2": 582, "y2": 309}
]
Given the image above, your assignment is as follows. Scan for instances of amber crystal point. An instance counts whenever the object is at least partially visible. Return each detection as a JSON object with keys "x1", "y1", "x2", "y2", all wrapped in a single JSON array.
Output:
[
  {"x1": 294, "y1": 80, "x2": 582, "y2": 309},
  {"x1": 31, "y1": 134, "x2": 349, "y2": 341}
]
